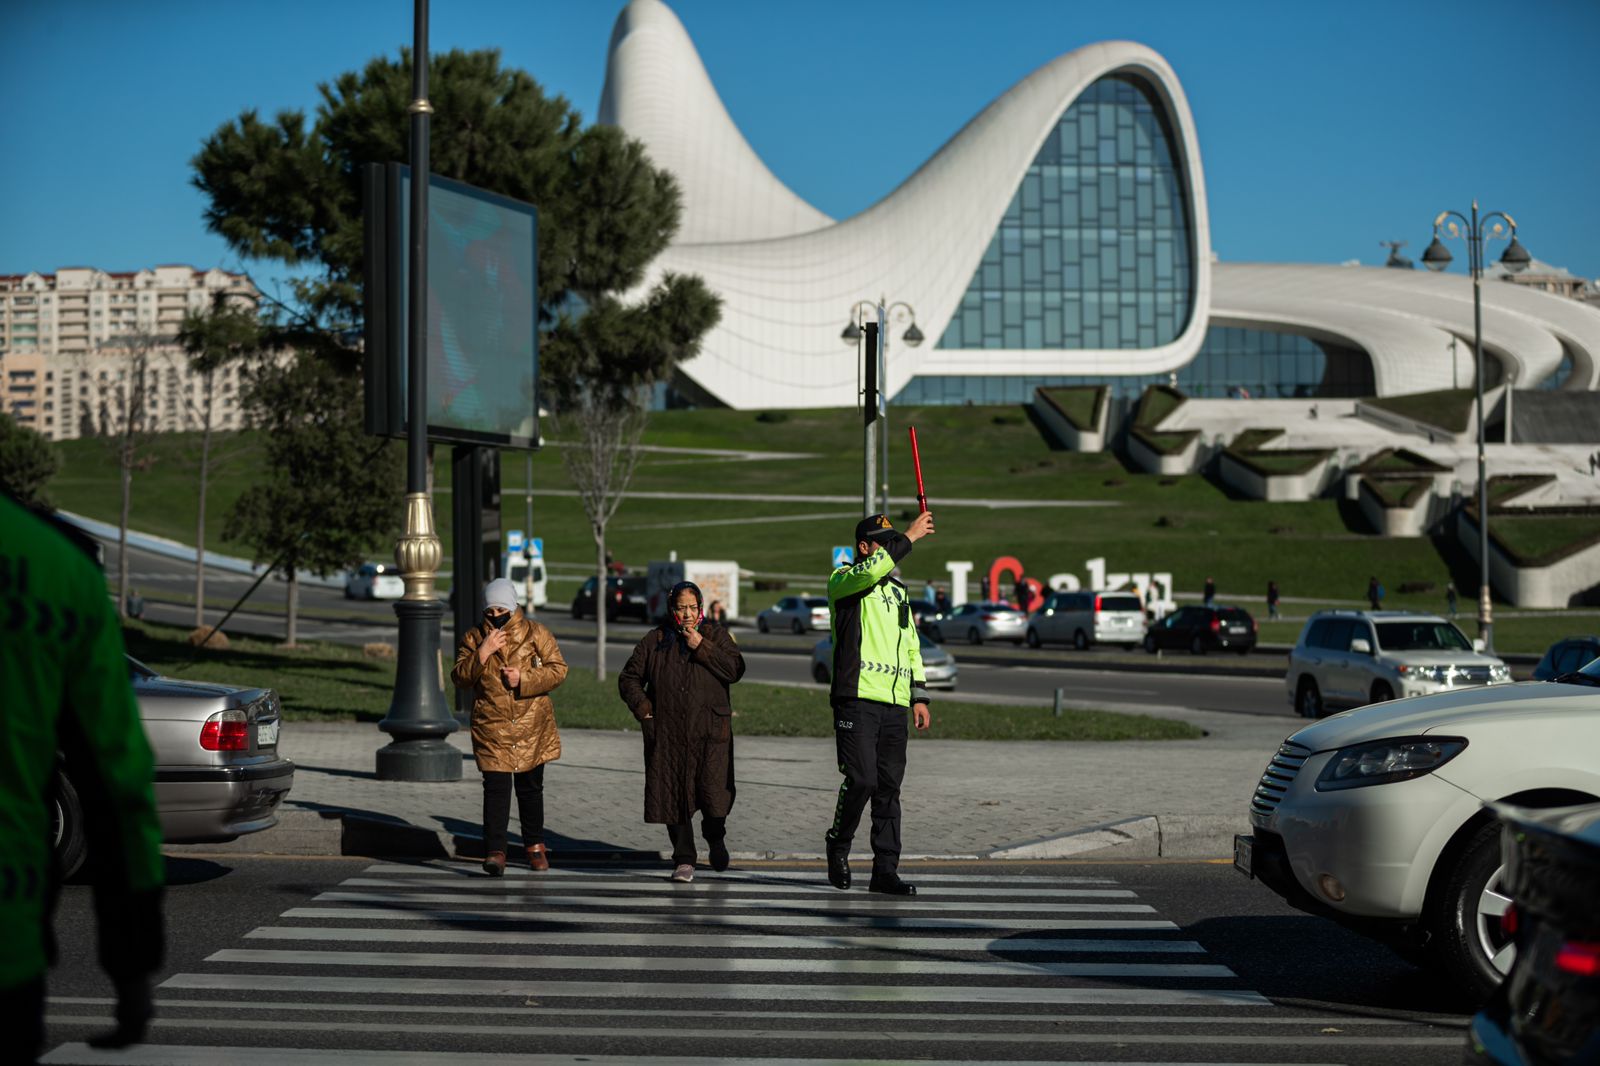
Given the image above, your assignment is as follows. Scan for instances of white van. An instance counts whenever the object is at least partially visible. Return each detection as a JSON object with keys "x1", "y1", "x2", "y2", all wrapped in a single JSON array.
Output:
[
  {"x1": 1026, "y1": 589, "x2": 1145, "y2": 650},
  {"x1": 504, "y1": 547, "x2": 547, "y2": 609}
]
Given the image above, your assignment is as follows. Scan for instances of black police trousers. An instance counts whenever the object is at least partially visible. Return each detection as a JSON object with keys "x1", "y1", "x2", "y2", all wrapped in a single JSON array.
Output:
[{"x1": 824, "y1": 697, "x2": 909, "y2": 874}]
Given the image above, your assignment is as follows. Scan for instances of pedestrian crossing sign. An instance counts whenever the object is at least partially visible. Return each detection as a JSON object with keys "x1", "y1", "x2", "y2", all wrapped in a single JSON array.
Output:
[{"x1": 832, "y1": 546, "x2": 854, "y2": 568}]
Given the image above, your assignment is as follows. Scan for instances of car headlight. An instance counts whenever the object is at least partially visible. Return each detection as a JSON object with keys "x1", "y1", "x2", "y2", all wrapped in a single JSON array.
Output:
[
  {"x1": 1396, "y1": 664, "x2": 1443, "y2": 681},
  {"x1": 1489, "y1": 663, "x2": 1511, "y2": 682},
  {"x1": 1314, "y1": 736, "x2": 1468, "y2": 791}
]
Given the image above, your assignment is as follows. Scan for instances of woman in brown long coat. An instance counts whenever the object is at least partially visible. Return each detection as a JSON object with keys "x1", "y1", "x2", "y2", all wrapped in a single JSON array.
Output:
[
  {"x1": 618, "y1": 580, "x2": 746, "y2": 882},
  {"x1": 451, "y1": 577, "x2": 567, "y2": 877}
]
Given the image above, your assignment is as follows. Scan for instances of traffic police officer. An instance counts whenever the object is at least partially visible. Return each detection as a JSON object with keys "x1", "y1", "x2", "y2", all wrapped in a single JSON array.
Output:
[{"x1": 824, "y1": 510, "x2": 935, "y2": 894}]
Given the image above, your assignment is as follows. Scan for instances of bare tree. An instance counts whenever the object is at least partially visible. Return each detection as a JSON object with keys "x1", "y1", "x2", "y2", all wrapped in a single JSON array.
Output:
[
  {"x1": 86, "y1": 324, "x2": 163, "y2": 622},
  {"x1": 176, "y1": 296, "x2": 262, "y2": 626},
  {"x1": 555, "y1": 386, "x2": 650, "y2": 681}
]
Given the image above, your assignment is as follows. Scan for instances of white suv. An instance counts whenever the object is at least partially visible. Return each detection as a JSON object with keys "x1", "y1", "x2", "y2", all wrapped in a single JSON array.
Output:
[{"x1": 1287, "y1": 610, "x2": 1510, "y2": 718}]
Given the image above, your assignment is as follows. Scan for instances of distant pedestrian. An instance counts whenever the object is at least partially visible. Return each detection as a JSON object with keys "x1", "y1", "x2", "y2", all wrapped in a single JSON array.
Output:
[
  {"x1": 1203, "y1": 576, "x2": 1216, "y2": 608},
  {"x1": 1145, "y1": 583, "x2": 1159, "y2": 620},
  {"x1": 1367, "y1": 576, "x2": 1382, "y2": 611},
  {"x1": 1592, "y1": 453, "x2": 1598, "y2": 477},
  {"x1": 452, "y1": 577, "x2": 568, "y2": 877},
  {"x1": 1446, "y1": 581, "x2": 1459, "y2": 619},
  {"x1": 619, "y1": 581, "x2": 746, "y2": 883},
  {"x1": 980, "y1": 575, "x2": 991, "y2": 602},
  {"x1": 923, "y1": 580, "x2": 937, "y2": 605},
  {"x1": 706, "y1": 599, "x2": 727, "y2": 625},
  {"x1": 934, "y1": 585, "x2": 951, "y2": 614},
  {"x1": 125, "y1": 586, "x2": 145, "y2": 620},
  {"x1": 1267, "y1": 580, "x2": 1281, "y2": 621}
]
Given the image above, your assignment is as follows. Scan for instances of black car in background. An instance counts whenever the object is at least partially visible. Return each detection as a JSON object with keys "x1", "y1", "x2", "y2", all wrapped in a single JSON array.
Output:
[
  {"x1": 1143, "y1": 604, "x2": 1257, "y2": 655},
  {"x1": 570, "y1": 575, "x2": 650, "y2": 622},
  {"x1": 1533, "y1": 635, "x2": 1600, "y2": 681},
  {"x1": 1467, "y1": 802, "x2": 1600, "y2": 1065}
]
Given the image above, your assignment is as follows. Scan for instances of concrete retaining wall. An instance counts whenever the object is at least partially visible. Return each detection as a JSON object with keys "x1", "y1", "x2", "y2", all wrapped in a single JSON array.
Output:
[
  {"x1": 1358, "y1": 481, "x2": 1432, "y2": 537},
  {"x1": 1218, "y1": 451, "x2": 1335, "y2": 502},
  {"x1": 1032, "y1": 390, "x2": 1106, "y2": 452},
  {"x1": 1457, "y1": 510, "x2": 1600, "y2": 608},
  {"x1": 1127, "y1": 432, "x2": 1199, "y2": 475}
]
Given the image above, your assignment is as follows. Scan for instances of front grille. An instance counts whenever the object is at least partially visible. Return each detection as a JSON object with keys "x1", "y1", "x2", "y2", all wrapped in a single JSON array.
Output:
[
  {"x1": 1251, "y1": 741, "x2": 1311, "y2": 817},
  {"x1": 1445, "y1": 665, "x2": 1494, "y2": 685}
]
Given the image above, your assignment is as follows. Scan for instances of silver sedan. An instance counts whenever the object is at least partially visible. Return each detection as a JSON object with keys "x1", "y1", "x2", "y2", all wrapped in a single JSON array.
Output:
[
  {"x1": 811, "y1": 633, "x2": 958, "y2": 690},
  {"x1": 928, "y1": 601, "x2": 1029, "y2": 645},
  {"x1": 52, "y1": 657, "x2": 296, "y2": 876}
]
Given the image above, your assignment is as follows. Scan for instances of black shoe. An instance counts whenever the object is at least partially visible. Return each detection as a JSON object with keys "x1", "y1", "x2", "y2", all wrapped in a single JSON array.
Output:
[
  {"x1": 709, "y1": 840, "x2": 730, "y2": 872},
  {"x1": 868, "y1": 872, "x2": 916, "y2": 896},
  {"x1": 826, "y1": 844, "x2": 851, "y2": 890}
]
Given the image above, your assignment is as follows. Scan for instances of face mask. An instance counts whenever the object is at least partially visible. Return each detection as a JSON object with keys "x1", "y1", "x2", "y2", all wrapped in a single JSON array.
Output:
[{"x1": 486, "y1": 612, "x2": 512, "y2": 630}]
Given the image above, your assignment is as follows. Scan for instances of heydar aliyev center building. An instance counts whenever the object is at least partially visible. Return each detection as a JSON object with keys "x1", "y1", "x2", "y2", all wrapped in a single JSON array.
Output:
[{"x1": 599, "y1": 0, "x2": 1600, "y2": 410}]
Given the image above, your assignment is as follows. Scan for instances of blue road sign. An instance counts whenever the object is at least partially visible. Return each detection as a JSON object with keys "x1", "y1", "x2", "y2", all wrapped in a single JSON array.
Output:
[
  {"x1": 507, "y1": 529, "x2": 525, "y2": 551},
  {"x1": 531, "y1": 537, "x2": 544, "y2": 556},
  {"x1": 832, "y1": 546, "x2": 854, "y2": 568}
]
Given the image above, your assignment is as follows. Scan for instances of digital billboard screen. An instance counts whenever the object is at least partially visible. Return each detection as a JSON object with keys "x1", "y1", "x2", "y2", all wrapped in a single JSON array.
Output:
[{"x1": 363, "y1": 163, "x2": 539, "y2": 449}]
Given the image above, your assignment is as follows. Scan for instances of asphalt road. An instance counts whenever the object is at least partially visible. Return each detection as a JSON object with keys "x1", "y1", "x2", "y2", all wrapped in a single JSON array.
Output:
[
  {"x1": 115, "y1": 544, "x2": 1296, "y2": 719},
  {"x1": 39, "y1": 855, "x2": 1473, "y2": 1064}
]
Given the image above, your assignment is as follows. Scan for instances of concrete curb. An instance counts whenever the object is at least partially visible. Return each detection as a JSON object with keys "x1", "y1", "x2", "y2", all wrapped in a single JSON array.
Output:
[
  {"x1": 166, "y1": 808, "x2": 1242, "y2": 863},
  {"x1": 986, "y1": 814, "x2": 1246, "y2": 860}
]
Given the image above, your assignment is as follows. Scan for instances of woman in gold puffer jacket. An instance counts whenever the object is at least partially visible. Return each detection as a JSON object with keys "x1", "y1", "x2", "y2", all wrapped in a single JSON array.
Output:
[{"x1": 451, "y1": 578, "x2": 567, "y2": 876}]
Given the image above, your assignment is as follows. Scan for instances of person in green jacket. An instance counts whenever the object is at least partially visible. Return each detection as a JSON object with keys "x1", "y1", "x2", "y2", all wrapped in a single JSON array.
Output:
[
  {"x1": 0, "y1": 492, "x2": 165, "y2": 1062},
  {"x1": 823, "y1": 510, "x2": 935, "y2": 895}
]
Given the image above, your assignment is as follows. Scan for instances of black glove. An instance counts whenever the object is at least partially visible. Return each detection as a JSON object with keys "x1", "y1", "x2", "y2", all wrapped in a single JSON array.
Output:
[{"x1": 87, "y1": 976, "x2": 153, "y2": 1049}]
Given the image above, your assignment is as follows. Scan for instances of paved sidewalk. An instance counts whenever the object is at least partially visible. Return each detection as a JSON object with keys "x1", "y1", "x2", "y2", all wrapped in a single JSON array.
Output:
[{"x1": 172, "y1": 702, "x2": 1297, "y2": 864}]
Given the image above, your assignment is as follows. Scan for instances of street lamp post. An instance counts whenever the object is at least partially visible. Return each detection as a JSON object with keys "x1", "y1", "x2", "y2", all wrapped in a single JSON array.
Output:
[
  {"x1": 376, "y1": 0, "x2": 460, "y2": 782},
  {"x1": 841, "y1": 299, "x2": 924, "y2": 515},
  {"x1": 1421, "y1": 201, "x2": 1532, "y2": 654}
]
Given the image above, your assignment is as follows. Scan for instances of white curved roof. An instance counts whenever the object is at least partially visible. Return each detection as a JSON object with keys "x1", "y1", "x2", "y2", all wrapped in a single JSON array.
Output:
[
  {"x1": 604, "y1": 1, "x2": 1212, "y2": 409},
  {"x1": 602, "y1": 1, "x2": 1600, "y2": 406},
  {"x1": 1211, "y1": 263, "x2": 1600, "y2": 393}
]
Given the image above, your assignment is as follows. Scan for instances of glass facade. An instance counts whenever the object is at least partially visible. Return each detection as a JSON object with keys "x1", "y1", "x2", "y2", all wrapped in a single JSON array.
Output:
[
  {"x1": 936, "y1": 75, "x2": 1194, "y2": 353},
  {"x1": 893, "y1": 325, "x2": 1376, "y2": 405}
]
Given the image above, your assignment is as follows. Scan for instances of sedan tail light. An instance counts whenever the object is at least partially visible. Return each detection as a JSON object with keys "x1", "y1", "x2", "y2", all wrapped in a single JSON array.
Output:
[
  {"x1": 1555, "y1": 940, "x2": 1600, "y2": 977},
  {"x1": 1209, "y1": 617, "x2": 1221, "y2": 632},
  {"x1": 200, "y1": 709, "x2": 249, "y2": 751},
  {"x1": 980, "y1": 614, "x2": 998, "y2": 621}
]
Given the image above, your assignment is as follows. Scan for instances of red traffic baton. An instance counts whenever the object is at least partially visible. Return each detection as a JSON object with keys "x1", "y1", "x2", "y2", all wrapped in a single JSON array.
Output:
[{"x1": 909, "y1": 426, "x2": 929, "y2": 513}]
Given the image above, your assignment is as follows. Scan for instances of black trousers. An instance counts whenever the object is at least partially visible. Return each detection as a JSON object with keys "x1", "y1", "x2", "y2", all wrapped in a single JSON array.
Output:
[
  {"x1": 0, "y1": 977, "x2": 44, "y2": 1065},
  {"x1": 824, "y1": 698, "x2": 909, "y2": 875},
  {"x1": 666, "y1": 816, "x2": 726, "y2": 865},
  {"x1": 482, "y1": 764, "x2": 545, "y2": 854}
]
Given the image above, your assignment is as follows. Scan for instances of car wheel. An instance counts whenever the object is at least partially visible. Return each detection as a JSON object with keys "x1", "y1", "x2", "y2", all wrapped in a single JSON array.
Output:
[
  {"x1": 50, "y1": 770, "x2": 87, "y2": 880},
  {"x1": 1371, "y1": 682, "x2": 1394, "y2": 703},
  {"x1": 1190, "y1": 635, "x2": 1205, "y2": 655},
  {"x1": 758, "y1": 617, "x2": 769, "y2": 634},
  {"x1": 1025, "y1": 628, "x2": 1041, "y2": 649},
  {"x1": 1073, "y1": 630, "x2": 1089, "y2": 651},
  {"x1": 812, "y1": 662, "x2": 830, "y2": 685},
  {"x1": 791, "y1": 619, "x2": 805, "y2": 635},
  {"x1": 1143, "y1": 633, "x2": 1158, "y2": 654},
  {"x1": 1424, "y1": 820, "x2": 1515, "y2": 999},
  {"x1": 968, "y1": 627, "x2": 982, "y2": 646},
  {"x1": 1296, "y1": 678, "x2": 1322, "y2": 719},
  {"x1": 344, "y1": 586, "x2": 354, "y2": 600}
]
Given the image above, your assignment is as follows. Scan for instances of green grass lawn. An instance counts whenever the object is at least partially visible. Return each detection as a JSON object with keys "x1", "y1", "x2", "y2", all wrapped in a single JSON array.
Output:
[
  {"x1": 1364, "y1": 477, "x2": 1432, "y2": 508},
  {"x1": 1490, "y1": 512, "x2": 1600, "y2": 566},
  {"x1": 120, "y1": 620, "x2": 1201, "y2": 740},
  {"x1": 1356, "y1": 448, "x2": 1452, "y2": 474},
  {"x1": 54, "y1": 404, "x2": 1598, "y2": 627},
  {"x1": 1365, "y1": 389, "x2": 1476, "y2": 434}
]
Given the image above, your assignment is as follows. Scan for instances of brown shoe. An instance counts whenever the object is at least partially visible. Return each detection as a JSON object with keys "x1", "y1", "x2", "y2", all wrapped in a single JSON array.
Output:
[
  {"x1": 482, "y1": 851, "x2": 506, "y2": 877},
  {"x1": 526, "y1": 842, "x2": 550, "y2": 871}
]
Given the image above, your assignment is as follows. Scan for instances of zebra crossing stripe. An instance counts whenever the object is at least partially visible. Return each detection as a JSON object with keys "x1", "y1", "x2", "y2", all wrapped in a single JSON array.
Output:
[
  {"x1": 280, "y1": 906, "x2": 1180, "y2": 931},
  {"x1": 360, "y1": 865, "x2": 1120, "y2": 884},
  {"x1": 205, "y1": 947, "x2": 1236, "y2": 979},
  {"x1": 334, "y1": 877, "x2": 1138, "y2": 899},
  {"x1": 244, "y1": 927, "x2": 1207, "y2": 953},
  {"x1": 312, "y1": 890, "x2": 1157, "y2": 913},
  {"x1": 158, "y1": 973, "x2": 1273, "y2": 1006}
]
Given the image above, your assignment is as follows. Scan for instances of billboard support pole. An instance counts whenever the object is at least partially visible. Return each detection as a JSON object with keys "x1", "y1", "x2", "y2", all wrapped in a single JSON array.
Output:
[{"x1": 377, "y1": 0, "x2": 460, "y2": 782}]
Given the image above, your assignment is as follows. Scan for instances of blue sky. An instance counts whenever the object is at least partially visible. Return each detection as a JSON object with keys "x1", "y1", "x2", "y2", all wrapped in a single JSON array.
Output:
[{"x1": 4, "y1": 0, "x2": 1597, "y2": 295}]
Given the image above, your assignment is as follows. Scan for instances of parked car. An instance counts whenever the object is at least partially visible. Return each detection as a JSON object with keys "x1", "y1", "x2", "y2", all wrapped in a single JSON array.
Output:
[
  {"x1": 54, "y1": 656, "x2": 296, "y2": 878},
  {"x1": 1467, "y1": 801, "x2": 1600, "y2": 1064},
  {"x1": 1286, "y1": 609, "x2": 1511, "y2": 719},
  {"x1": 344, "y1": 562, "x2": 405, "y2": 600},
  {"x1": 757, "y1": 596, "x2": 830, "y2": 634},
  {"x1": 928, "y1": 601, "x2": 1028, "y2": 645},
  {"x1": 909, "y1": 599, "x2": 943, "y2": 635},
  {"x1": 1143, "y1": 604, "x2": 1257, "y2": 655},
  {"x1": 1235, "y1": 659, "x2": 1600, "y2": 999},
  {"x1": 810, "y1": 632, "x2": 958, "y2": 690},
  {"x1": 1532, "y1": 635, "x2": 1600, "y2": 681},
  {"x1": 1027, "y1": 589, "x2": 1144, "y2": 650},
  {"x1": 570, "y1": 575, "x2": 650, "y2": 622}
]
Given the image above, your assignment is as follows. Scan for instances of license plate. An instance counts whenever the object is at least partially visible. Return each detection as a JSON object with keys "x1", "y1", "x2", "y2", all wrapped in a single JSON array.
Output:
[
  {"x1": 256, "y1": 720, "x2": 279, "y2": 747},
  {"x1": 1228, "y1": 626, "x2": 1247, "y2": 633},
  {"x1": 1232, "y1": 833, "x2": 1254, "y2": 878}
]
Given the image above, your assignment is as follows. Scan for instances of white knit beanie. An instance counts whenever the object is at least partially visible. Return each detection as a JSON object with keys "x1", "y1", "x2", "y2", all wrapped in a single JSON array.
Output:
[{"x1": 484, "y1": 578, "x2": 518, "y2": 612}]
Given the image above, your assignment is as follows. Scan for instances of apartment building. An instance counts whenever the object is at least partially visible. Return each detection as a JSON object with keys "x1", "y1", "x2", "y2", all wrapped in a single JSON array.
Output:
[{"x1": 0, "y1": 265, "x2": 258, "y2": 441}]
